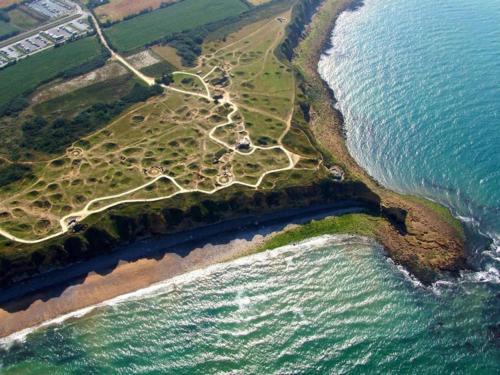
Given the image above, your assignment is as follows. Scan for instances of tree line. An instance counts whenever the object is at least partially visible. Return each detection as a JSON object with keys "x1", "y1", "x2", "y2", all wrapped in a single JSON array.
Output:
[{"x1": 21, "y1": 83, "x2": 163, "y2": 154}]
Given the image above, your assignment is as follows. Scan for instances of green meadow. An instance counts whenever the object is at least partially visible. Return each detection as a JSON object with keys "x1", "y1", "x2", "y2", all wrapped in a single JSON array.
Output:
[
  {"x1": 104, "y1": 0, "x2": 249, "y2": 52},
  {"x1": 0, "y1": 19, "x2": 17, "y2": 39},
  {"x1": 0, "y1": 37, "x2": 103, "y2": 107}
]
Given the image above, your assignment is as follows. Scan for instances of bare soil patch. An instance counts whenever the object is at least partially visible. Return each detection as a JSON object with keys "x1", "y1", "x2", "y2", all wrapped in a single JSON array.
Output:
[
  {"x1": 247, "y1": 0, "x2": 273, "y2": 4},
  {"x1": 95, "y1": 0, "x2": 179, "y2": 23},
  {"x1": 31, "y1": 62, "x2": 128, "y2": 104},
  {"x1": 126, "y1": 50, "x2": 160, "y2": 69},
  {"x1": 0, "y1": 0, "x2": 20, "y2": 8}
]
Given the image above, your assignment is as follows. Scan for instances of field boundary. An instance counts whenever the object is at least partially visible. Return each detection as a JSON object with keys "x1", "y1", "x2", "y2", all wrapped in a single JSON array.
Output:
[{"x1": 0, "y1": 13, "x2": 303, "y2": 244}]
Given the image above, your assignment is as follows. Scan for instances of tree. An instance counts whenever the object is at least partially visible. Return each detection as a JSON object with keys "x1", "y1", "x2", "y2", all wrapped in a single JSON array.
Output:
[{"x1": 155, "y1": 72, "x2": 173, "y2": 85}]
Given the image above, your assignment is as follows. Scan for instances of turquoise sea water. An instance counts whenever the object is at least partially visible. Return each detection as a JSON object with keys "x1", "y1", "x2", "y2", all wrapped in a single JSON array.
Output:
[
  {"x1": 319, "y1": 0, "x2": 500, "y2": 267},
  {"x1": 1, "y1": 0, "x2": 500, "y2": 372},
  {"x1": 1, "y1": 236, "x2": 499, "y2": 373}
]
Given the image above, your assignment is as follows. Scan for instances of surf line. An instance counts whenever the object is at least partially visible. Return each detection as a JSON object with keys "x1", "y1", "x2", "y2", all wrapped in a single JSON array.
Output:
[{"x1": 0, "y1": 234, "x2": 374, "y2": 348}]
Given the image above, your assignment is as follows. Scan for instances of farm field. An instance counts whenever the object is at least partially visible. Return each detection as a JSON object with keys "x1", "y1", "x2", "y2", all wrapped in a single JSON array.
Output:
[
  {"x1": 0, "y1": 0, "x2": 20, "y2": 8},
  {"x1": 151, "y1": 44, "x2": 185, "y2": 68},
  {"x1": 104, "y1": 0, "x2": 250, "y2": 52},
  {"x1": 0, "y1": 10, "x2": 322, "y2": 241},
  {"x1": 0, "y1": 19, "x2": 17, "y2": 39},
  {"x1": 94, "y1": 0, "x2": 179, "y2": 23},
  {"x1": 7, "y1": 7, "x2": 41, "y2": 30},
  {"x1": 0, "y1": 36, "x2": 104, "y2": 108}
]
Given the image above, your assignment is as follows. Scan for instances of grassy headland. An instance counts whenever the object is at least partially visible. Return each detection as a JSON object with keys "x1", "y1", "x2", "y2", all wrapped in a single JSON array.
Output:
[
  {"x1": 0, "y1": 0, "x2": 467, "y2": 291},
  {"x1": 290, "y1": 0, "x2": 466, "y2": 282},
  {"x1": 258, "y1": 213, "x2": 382, "y2": 251}
]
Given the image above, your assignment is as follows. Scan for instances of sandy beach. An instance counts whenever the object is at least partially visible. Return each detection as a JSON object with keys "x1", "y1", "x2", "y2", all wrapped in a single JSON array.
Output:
[
  {"x1": 0, "y1": 203, "x2": 365, "y2": 340},
  {"x1": 0, "y1": 234, "x2": 267, "y2": 339}
]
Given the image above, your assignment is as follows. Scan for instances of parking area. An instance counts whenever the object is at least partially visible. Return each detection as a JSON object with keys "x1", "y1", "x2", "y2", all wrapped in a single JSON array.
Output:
[
  {"x1": 26, "y1": 0, "x2": 76, "y2": 19},
  {"x1": 0, "y1": 16, "x2": 92, "y2": 68}
]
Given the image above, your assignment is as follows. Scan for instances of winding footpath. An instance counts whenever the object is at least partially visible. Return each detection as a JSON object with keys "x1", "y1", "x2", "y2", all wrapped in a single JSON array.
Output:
[{"x1": 0, "y1": 16, "x2": 300, "y2": 244}]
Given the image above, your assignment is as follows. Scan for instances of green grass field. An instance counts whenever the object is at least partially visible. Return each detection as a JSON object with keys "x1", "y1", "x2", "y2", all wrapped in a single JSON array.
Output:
[
  {"x1": 0, "y1": 37, "x2": 103, "y2": 108},
  {"x1": 0, "y1": 19, "x2": 18, "y2": 39},
  {"x1": 258, "y1": 214, "x2": 383, "y2": 252},
  {"x1": 33, "y1": 73, "x2": 137, "y2": 121},
  {"x1": 7, "y1": 8, "x2": 41, "y2": 30},
  {"x1": 104, "y1": 0, "x2": 249, "y2": 52}
]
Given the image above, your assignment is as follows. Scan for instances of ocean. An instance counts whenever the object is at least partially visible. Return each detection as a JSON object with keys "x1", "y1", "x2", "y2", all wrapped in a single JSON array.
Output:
[
  {"x1": 1, "y1": 0, "x2": 499, "y2": 372},
  {"x1": 318, "y1": 0, "x2": 500, "y2": 271},
  {"x1": 1, "y1": 236, "x2": 499, "y2": 373}
]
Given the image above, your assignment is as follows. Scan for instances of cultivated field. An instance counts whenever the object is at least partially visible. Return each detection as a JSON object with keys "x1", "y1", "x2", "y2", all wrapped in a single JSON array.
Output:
[
  {"x1": 0, "y1": 36, "x2": 103, "y2": 108},
  {"x1": 151, "y1": 44, "x2": 184, "y2": 68},
  {"x1": 104, "y1": 0, "x2": 249, "y2": 52},
  {"x1": 7, "y1": 7, "x2": 41, "y2": 30},
  {"x1": 0, "y1": 10, "x2": 322, "y2": 241},
  {"x1": 0, "y1": 0, "x2": 20, "y2": 8},
  {"x1": 94, "y1": 0, "x2": 179, "y2": 23},
  {"x1": 0, "y1": 20, "x2": 17, "y2": 39}
]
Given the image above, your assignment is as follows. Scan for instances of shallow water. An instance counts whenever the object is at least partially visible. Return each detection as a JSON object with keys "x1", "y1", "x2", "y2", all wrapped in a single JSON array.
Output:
[
  {"x1": 319, "y1": 0, "x2": 500, "y2": 272},
  {"x1": 1, "y1": 0, "x2": 500, "y2": 372},
  {"x1": 1, "y1": 236, "x2": 498, "y2": 373}
]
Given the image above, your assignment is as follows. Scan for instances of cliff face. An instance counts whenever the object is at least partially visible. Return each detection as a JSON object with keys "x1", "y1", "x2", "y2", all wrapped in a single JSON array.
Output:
[
  {"x1": 0, "y1": 0, "x2": 466, "y2": 288},
  {"x1": 0, "y1": 179, "x2": 386, "y2": 287},
  {"x1": 291, "y1": 0, "x2": 466, "y2": 284},
  {"x1": 280, "y1": 0, "x2": 324, "y2": 60}
]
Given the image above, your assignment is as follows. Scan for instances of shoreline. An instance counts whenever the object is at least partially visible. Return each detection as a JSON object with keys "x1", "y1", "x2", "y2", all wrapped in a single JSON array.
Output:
[
  {"x1": 294, "y1": 0, "x2": 466, "y2": 281},
  {"x1": 0, "y1": 233, "x2": 378, "y2": 348},
  {"x1": 0, "y1": 0, "x2": 469, "y2": 341},
  {"x1": 0, "y1": 202, "x2": 366, "y2": 339},
  {"x1": 315, "y1": 0, "x2": 497, "y2": 258}
]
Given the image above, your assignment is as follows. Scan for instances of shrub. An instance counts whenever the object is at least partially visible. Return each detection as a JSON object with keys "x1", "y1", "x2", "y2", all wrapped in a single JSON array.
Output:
[{"x1": 0, "y1": 163, "x2": 34, "y2": 187}]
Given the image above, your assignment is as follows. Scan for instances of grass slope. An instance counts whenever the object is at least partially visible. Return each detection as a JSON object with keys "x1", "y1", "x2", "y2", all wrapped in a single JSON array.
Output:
[
  {"x1": 104, "y1": 0, "x2": 249, "y2": 52},
  {"x1": 258, "y1": 214, "x2": 382, "y2": 252},
  {"x1": 0, "y1": 37, "x2": 103, "y2": 108}
]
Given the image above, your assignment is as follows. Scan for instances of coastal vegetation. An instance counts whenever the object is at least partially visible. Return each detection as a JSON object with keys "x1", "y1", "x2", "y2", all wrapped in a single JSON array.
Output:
[
  {"x1": 258, "y1": 214, "x2": 383, "y2": 251},
  {"x1": 0, "y1": 0, "x2": 465, "y2": 292}
]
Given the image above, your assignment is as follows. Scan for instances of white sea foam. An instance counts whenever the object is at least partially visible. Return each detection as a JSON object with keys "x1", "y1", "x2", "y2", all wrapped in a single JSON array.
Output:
[
  {"x1": 0, "y1": 234, "x2": 372, "y2": 349},
  {"x1": 385, "y1": 258, "x2": 424, "y2": 289}
]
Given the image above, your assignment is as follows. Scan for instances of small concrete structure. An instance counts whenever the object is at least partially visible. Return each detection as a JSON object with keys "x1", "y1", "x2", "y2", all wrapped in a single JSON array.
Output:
[
  {"x1": 145, "y1": 166, "x2": 163, "y2": 177},
  {"x1": 65, "y1": 216, "x2": 81, "y2": 228},
  {"x1": 329, "y1": 165, "x2": 345, "y2": 181},
  {"x1": 236, "y1": 136, "x2": 251, "y2": 151}
]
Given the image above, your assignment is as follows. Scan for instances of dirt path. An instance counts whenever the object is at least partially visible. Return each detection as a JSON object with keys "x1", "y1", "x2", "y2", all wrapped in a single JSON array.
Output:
[{"x1": 0, "y1": 16, "x2": 300, "y2": 244}]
